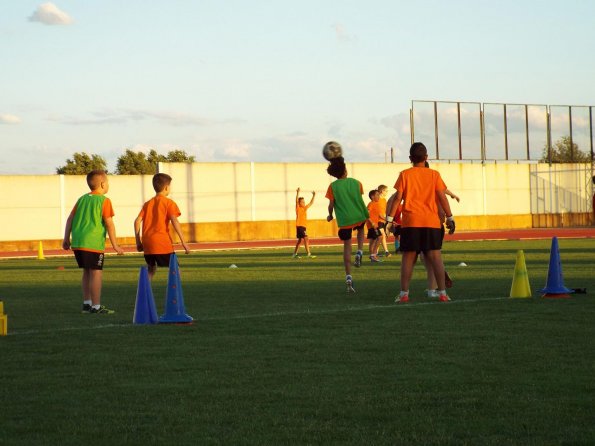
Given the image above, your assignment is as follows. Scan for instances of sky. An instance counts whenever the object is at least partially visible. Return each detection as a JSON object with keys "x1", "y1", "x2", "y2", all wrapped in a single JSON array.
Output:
[{"x1": 1, "y1": 0, "x2": 595, "y2": 174}]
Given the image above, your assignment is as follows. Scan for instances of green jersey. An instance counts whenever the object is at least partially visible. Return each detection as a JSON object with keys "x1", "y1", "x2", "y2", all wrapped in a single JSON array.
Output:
[
  {"x1": 71, "y1": 193, "x2": 110, "y2": 252},
  {"x1": 328, "y1": 178, "x2": 369, "y2": 228}
]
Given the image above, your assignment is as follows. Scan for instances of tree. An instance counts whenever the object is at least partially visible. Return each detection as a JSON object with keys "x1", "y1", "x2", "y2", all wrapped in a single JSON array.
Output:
[
  {"x1": 115, "y1": 149, "x2": 155, "y2": 175},
  {"x1": 56, "y1": 152, "x2": 107, "y2": 174},
  {"x1": 541, "y1": 136, "x2": 591, "y2": 163},
  {"x1": 165, "y1": 149, "x2": 195, "y2": 163},
  {"x1": 115, "y1": 149, "x2": 195, "y2": 174}
]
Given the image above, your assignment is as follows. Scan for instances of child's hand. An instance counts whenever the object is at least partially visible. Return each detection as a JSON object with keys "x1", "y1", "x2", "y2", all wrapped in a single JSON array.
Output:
[
  {"x1": 182, "y1": 243, "x2": 190, "y2": 254},
  {"x1": 62, "y1": 239, "x2": 70, "y2": 250},
  {"x1": 446, "y1": 217, "x2": 456, "y2": 234},
  {"x1": 136, "y1": 242, "x2": 143, "y2": 252},
  {"x1": 114, "y1": 246, "x2": 124, "y2": 255},
  {"x1": 327, "y1": 215, "x2": 334, "y2": 222}
]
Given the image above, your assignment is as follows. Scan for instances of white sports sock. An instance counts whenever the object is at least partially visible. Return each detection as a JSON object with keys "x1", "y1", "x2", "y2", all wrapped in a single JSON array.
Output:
[
  {"x1": 92, "y1": 304, "x2": 101, "y2": 310},
  {"x1": 84, "y1": 300, "x2": 92, "y2": 306}
]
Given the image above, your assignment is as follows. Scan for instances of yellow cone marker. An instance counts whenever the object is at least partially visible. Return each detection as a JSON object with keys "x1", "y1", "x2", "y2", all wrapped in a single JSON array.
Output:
[
  {"x1": 0, "y1": 301, "x2": 7, "y2": 336},
  {"x1": 510, "y1": 250, "x2": 532, "y2": 298},
  {"x1": 37, "y1": 241, "x2": 45, "y2": 260}
]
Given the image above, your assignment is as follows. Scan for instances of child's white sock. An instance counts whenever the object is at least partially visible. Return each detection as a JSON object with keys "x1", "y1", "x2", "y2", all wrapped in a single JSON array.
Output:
[
  {"x1": 92, "y1": 304, "x2": 101, "y2": 310},
  {"x1": 84, "y1": 300, "x2": 92, "y2": 306}
]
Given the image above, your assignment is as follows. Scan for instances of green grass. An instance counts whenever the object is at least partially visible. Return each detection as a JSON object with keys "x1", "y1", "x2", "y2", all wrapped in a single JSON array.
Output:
[{"x1": 1, "y1": 239, "x2": 595, "y2": 445}]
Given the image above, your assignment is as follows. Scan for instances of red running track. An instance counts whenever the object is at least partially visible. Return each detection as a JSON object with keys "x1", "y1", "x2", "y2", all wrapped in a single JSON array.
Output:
[{"x1": 1, "y1": 227, "x2": 594, "y2": 259}]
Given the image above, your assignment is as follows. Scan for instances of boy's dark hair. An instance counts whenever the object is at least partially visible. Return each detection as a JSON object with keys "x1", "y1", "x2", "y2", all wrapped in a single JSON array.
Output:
[
  {"x1": 153, "y1": 173, "x2": 172, "y2": 192},
  {"x1": 326, "y1": 157, "x2": 347, "y2": 179},
  {"x1": 409, "y1": 142, "x2": 428, "y2": 164},
  {"x1": 86, "y1": 170, "x2": 107, "y2": 190},
  {"x1": 368, "y1": 189, "x2": 378, "y2": 199}
]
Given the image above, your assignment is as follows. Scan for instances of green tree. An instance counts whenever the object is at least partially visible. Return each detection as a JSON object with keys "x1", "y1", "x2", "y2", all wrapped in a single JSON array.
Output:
[
  {"x1": 115, "y1": 149, "x2": 155, "y2": 174},
  {"x1": 115, "y1": 149, "x2": 195, "y2": 174},
  {"x1": 541, "y1": 136, "x2": 591, "y2": 163},
  {"x1": 56, "y1": 152, "x2": 107, "y2": 174},
  {"x1": 164, "y1": 149, "x2": 195, "y2": 163}
]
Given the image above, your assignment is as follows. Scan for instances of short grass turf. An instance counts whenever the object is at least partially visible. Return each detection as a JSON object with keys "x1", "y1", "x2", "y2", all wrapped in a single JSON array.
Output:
[{"x1": 1, "y1": 239, "x2": 595, "y2": 445}]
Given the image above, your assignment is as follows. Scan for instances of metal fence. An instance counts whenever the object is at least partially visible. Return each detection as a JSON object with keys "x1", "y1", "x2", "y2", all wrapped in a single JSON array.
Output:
[{"x1": 411, "y1": 100, "x2": 595, "y2": 163}]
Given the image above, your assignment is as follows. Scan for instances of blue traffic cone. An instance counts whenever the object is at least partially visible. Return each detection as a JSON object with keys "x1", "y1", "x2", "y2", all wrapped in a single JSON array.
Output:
[
  {"x1": 133, "y1": 266, "x2": 159, "y2": 324},
  {"x1": 159, "y1": 253, "x2": 193, "y2": 324},
  {"x1": 539, "y1": 237, "x2": 574, "y2": 298}
]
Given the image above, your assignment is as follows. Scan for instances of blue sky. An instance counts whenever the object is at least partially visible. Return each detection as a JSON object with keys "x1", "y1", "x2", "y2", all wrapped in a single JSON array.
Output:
[{"x1": 1, "y1": 1, "x2": 594, "y2": 174}]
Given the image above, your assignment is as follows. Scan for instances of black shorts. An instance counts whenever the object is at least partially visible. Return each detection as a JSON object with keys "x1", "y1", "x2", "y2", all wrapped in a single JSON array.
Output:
[
  {"x1": 367, "y1": 227, "x2": 380, "y2": 240},
  {"x1": 296, "y1": 226, "x2": 307, "y2": 239},
  {"x1": 400, "y1": 227, "x2": 443, "y2": 252},
  {"x1": 338, "y1": 222, "x2": 365, "y2": 241},
  {"x1": 144, "y1": 253, "x2": 172, "y2": 268},
  {"x1": 74, "y1": 250, "x2": 104, "y2": 270},
  {"x1": 392, "y1": 225, "x2": 402, "y2": 236}
]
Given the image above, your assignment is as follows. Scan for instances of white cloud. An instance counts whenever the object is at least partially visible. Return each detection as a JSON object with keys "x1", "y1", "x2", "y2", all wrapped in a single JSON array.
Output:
[
  {"x1": 29, "y1": 3, "x2": 73, "y2": 26},
  {"x1": 0, "y1": 114, "x2": 21, "y2": 124},
  {"x1": 333, "y1": 23, "x2": 356, "y2": 43},
  {"x1": 48, "y1": 108, "x2": 242, "y2": 127}
]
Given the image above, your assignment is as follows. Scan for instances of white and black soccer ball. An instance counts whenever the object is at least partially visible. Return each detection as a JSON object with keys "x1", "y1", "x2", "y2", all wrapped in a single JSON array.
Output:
[{"x1": 322, "y1": 141, "x2": 343, "y2": 161}]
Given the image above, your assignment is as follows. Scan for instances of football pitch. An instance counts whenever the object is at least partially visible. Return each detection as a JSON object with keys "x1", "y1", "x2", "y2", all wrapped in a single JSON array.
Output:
[{"x1": 1, "y1": 238, "x2": 595, "y2": 445}]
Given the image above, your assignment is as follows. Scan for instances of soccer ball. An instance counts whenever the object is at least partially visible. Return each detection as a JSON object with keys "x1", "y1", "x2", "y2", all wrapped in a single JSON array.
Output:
[{"x1": 322, "y1": 141, "x2": 343, "y2": 161}]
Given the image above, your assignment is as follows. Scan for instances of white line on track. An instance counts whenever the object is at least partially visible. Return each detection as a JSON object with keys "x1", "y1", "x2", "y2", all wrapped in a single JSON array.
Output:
[{"x1": 6, "y1": 296, "x2": 508, "y2": 337}]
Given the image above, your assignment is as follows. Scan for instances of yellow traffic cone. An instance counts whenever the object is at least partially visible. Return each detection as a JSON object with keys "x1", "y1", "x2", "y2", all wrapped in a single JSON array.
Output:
[
  {"x1": 510, "y1": 250, "x2": 532, "y2": 298},
  {"x1": 37, "y1": 241, "x2": 45, "y2": 260},
  {"x1": 0, "y1": 301, "x2": 7, "y2": 336}
]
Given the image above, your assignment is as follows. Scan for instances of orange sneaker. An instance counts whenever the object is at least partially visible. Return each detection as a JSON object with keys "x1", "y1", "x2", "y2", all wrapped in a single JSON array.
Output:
[
  {"x1": 395, "y1": 292, "x2": 409, "y2": 303},
  {"x1": 438, "y1": 293, "x2": 451, "y2": 302}
]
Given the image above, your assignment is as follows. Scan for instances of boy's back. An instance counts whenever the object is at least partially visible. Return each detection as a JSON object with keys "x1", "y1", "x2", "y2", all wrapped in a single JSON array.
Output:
[
  {"x1": 396, "y1": 166, "x2": 446, "y2": 228},
  {"x1": 71, "y1": 192, "x2": 113, "y2": 251},
  {"x1": 138, "y1": 194, "x2": 181, "y2": 254}
]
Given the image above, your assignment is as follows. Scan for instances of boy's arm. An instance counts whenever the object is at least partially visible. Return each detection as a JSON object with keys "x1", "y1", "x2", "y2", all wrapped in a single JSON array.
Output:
[
  {"x1": 326, "y1": 199, "x2": 334, "y2": 222},
  {"x1": 170, "y1": 216, "x2": 190, "y2": 254},
  {"x1": 436, "y1": 190, "x2": 455, "y2": 234},
  {"x1": 133, "y1": 215, "x2": 143, "y2": 252},
  {"x1": 104, "y1": 217, "x2": 124, "y2": 255},
  {"x1": 307, "y1": 191, "x2": 316, "y2": 208},
  {"x1": 445, "y1": 188, "x2": 460, "y2": 202},
  {"x1": 296, "y1": 187, "x2": 300, "y2": 206},
  {"x1": 62, "y1": 212, "x2": 74, "y2": 250}
]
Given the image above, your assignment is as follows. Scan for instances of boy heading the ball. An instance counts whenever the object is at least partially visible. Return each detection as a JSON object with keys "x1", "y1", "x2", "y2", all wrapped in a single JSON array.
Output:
[
  {"x1": 325, "y1": 154, "x2": 372, "y2": 293},
  {"x1": 62, "y1": 170, "x2": 124, "y2": 314}
]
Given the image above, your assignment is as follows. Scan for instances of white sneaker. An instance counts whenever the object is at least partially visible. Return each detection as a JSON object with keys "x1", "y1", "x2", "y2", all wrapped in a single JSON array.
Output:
[
  {"x1": 395, "y1": 291, "x2": 409, "y2": 303},
  {"x1": 346, "y1": 275, "x2": 356, "y2": 293},
  {"x1": 425, "y1": 289, "x2": 439, "y2": 298}
]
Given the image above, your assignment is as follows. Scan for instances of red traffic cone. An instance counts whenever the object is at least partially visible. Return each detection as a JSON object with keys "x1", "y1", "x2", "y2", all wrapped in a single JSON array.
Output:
[
  {"x1": 158, "y1": 253, "x2": 193, "y2": 324},
  {"x1": 133, "y1": 267, "x2": 159, "y2": 324},
  {"x1": 539, "y1": 237, "x2": 574, "y2": 298}
]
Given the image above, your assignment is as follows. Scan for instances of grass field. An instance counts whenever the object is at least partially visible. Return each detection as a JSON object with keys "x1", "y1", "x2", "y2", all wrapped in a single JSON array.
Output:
[{"x1": 1, "y1": 239, "x2": 595, "y2": 445}]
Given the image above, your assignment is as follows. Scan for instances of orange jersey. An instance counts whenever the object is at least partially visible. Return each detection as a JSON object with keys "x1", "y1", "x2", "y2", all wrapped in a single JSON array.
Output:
[
  {"x1": 366, "y1": 201, "x2": 381, "y2": 227},
  {"x1": 394, "y1": 166, "x2": 446, "y2": 228},
  {"x1": 378, "y1": 197, "x2": 387, "y2": 222},
  {"x1": 296, "y1": 205, "x2": 308, "y2": 227},
  {"x1": 137, "y1": 195, "x2": 182, "y2": 254}
]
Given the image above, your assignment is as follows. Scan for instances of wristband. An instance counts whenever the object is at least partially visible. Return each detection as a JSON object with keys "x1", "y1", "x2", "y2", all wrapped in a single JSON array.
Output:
[{"x1": 386, "y1": 216, "x2": 394, "y2": 223}]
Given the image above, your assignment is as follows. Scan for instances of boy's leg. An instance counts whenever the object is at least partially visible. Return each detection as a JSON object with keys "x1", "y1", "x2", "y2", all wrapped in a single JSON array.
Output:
[
  {"x1": 400, "y1": 251, "x2": 418, "y2": 292},
  {"x1": 87, "y1": 269, "x2": 103, "y2": 306},
  {"x1": 147, "y1": 265, "x2": 157, "y2": 280},
  {"x1": 343, "y1": 240, "x2": 352, "y2": 276},
  {"x1": 293, "y1": 238, "x2": 302, "y2": 256},
  {"x1": 424, "y1": 250, "x2": 446, "y2": 290},
  {"x1": 82, "y1": 268, "x2": 91, "y2": 302},
  {"x1": 421, "y1": 253, "x2": 438, "y2": 291},
  {"x1": 304, "y1": 236, "x2": 312, "y2": 256},
  {"x1": 380, "y1": 231, "x2": 388, "y2": 253}
]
